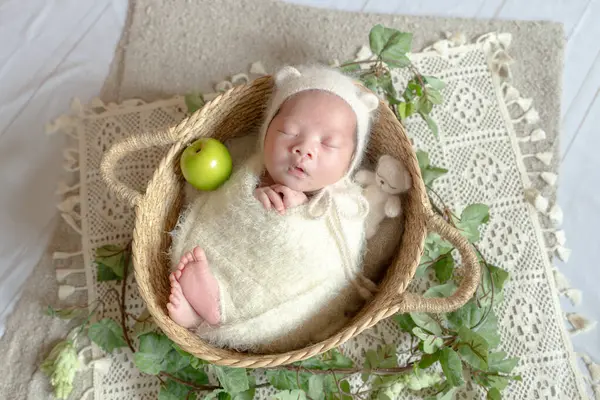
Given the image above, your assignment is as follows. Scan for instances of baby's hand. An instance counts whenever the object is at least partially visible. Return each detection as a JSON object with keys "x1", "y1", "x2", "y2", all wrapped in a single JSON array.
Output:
[
  {"x1": 254, "y1": 184, "x2": 308, "y2": 214},
  {"x1": 271, "y1": 184, "x2": 308, "y2": 210}
]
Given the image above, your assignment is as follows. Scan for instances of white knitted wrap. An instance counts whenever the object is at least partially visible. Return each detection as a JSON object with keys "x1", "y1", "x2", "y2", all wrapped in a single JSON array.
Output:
[{"x1": 170, "y1": 154, "x2": 368, "y2": 352}]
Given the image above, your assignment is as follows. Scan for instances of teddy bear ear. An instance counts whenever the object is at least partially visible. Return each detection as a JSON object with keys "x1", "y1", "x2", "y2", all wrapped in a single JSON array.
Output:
[
  {"x1": 274, "y1": 66, "x2": 302, "y2": 86},
  {"x1": 359, "y1": 91, "x2": 380, "y2": 112}
]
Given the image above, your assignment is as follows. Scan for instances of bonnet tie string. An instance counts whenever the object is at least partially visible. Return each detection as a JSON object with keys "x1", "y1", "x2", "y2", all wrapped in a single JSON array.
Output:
[{"x1": 307, "y1": 179, "x2": 377, "y2": 300}]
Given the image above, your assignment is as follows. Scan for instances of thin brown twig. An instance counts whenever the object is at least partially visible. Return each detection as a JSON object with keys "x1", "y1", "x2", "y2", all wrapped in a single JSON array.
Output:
[
  {"x1": 277, "y1": 364, "x2": 414, "y2": 376},
  {"x1": 120, "y1": 240, "x2": 135, "y2": 353},
  {"x1": 160, "y1": 372, "x2": 221, "y2": 391}
]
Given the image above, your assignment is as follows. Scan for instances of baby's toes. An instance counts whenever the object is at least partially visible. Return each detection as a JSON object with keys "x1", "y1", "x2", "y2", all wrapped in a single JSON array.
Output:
[
  {"x1": 174, "y1": 269, "x2": 182, "y2": 280},
  {"x1": 170, "y1": 278, "x2": 181, "y2": 291},
  {"x1": 184, "y1": 251, "x2": 195, "y2": 264},
  {"x1": 169, "y1": 293, "x2": 180, "y2": 306}
]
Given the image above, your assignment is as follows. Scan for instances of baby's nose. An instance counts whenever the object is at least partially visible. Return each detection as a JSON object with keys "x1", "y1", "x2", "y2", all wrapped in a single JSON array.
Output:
[{"x1": 293, "y1": 145, "x2": 314, "y2": 160}]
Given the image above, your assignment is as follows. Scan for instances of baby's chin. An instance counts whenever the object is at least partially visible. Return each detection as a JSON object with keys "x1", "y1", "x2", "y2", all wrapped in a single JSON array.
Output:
[{"x1": 270, "y1": 171, "x2": 320, "y2": 193}]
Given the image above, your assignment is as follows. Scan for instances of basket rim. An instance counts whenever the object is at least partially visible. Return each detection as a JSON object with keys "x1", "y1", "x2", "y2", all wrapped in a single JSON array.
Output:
[{"x1": 130, "y1": 75, "x2": 434, "y2": 367}]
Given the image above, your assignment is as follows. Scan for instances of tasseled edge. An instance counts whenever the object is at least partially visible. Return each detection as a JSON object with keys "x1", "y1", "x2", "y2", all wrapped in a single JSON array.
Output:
[
  {"x1": 566, "y1": 312, "x2": 597, "y2": 336},
  {"x1": 473, "y1": 30, "x2": 594, "y2": 397},
  {"x1": 551, "y1": 268, "x2": 581, "y2": 306},
  {"x1": 574, "y1": 353, "x2": 600, "y2": 399}
]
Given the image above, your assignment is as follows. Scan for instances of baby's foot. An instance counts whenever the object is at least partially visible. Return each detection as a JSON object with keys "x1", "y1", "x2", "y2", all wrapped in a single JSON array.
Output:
[
  {"x1": 175, "y1": 247, "x2": 221, "y2": 326},
  {"x1": 167, "y1": 274, "x2": 203, "y2": 328}
]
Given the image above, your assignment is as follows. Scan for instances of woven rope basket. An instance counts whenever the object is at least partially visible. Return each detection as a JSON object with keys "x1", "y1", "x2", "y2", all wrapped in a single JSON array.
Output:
[{"x1": 100, "y1": 75, "x2": 480, "y2": 368}]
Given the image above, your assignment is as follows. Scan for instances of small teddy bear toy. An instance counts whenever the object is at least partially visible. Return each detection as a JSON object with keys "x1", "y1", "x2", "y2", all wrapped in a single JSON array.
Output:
[{"x1": 355, "y1": 154, "x2": 412, "y2": 239}]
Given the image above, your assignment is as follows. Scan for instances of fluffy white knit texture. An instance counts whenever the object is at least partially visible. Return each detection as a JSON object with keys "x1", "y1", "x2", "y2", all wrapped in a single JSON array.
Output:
[{"x1": 170, "y1": 153, "x2": 368, "y2": 352}]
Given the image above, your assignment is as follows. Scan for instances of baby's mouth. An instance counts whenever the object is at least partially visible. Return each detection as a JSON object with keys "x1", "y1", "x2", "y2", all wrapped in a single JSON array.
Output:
[{"x1": 289, "y1": 165, "x2": 307, "y2": 177}]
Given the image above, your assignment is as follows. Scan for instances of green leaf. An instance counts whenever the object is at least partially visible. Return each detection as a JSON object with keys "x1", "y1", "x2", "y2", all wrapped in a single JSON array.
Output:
[
  {"x1": 426, "y1": 89, "x2": 444, "y2": 105},
  {"x1": 453, "y1": 204, "x2": 489, "y2": 242},
  {"x1": 487, "y1": 375, "x2": 510, "y2": 391},
  {"x1": 97, "y1": 263, "x2": 122, "y2": 281},
  {"x1": 87, "y1": 318, "x2": 127, "y2": 353},
  {"x1": 184, "y1": 92, "x2": 205, "y2": 113},
  {"x1": 205, "y1": 389, "x2": 227, "y2": 400},
  {"x1": 419, "y1": 350, "x2": 441, "y2": 369},
  {"x1": 394, "y1": 314, "x2": 417, "y2": 333},
  {"x1": 434, "y1": 386, "x2": 458, "y2": 400},
  {"x1": 461, "y1": 204, "x2": 490, "y2": 226},
  {"x1": 362, "y1": 344, "x2": 398, "y2": 382},
  {"x1": 133, "y1": 332, "x2": 173, "y2": 375},
  {"x1": 132, "y1": 309, "x2": 157, "y2": 338},
  {"x1": 381, "y1": 32, "x2": 413, "y2": 60},
  {"x1": 396, "y1": 102, "x2": 408, "y2": 120},
  {"x1": 487, "y1": 387, "x2": 501, "y2": 400},
  {"x1": 321, "y1": 349, "x2": 354, "y2": 369},
  {"x1": 425, "y1": 282, "x2": 457, "y2": 298},
  {"x1": 423, "y1": 336, "x2": 444, "y2": 354},
  {"x1": 218, "y1": 393, "x2": 232, "y2": 400},
  {"x1": 476, "y1": 310, "x2": 501, "y2": 349},
  {"x1": 273, "y1": 390, "x2": 307, "y2": 400},
  {"x1": 423, "y1": 76, "x2": 446, "y2": 91},
  {"x1": 173, "y1": 365, "x2": 209, "y2": 385},
  {"x1": 422, "y1": 166, "x2": 448, "y2": 186},
  {"x1": 95, "y1": 245, "x2": 128, "y2": 279},
  {"x1": 431, "y1": 255, "x2": 455, "y2": 284},
  {"x1": 267, "y1": 370, "x2": 301, "y2": 390},
  {"x1": 408, "y1": 80, "x2": 423, "y2": 97},
  {"x1": 214, "y1": 366, "x2": 250, "y2": 394},
  {"x1": 308, "y1": 375, "x2": 325, "y2": 400},
  {"x1": 416, "y1": 150, "x2": 430, "y2": 169},
  {"x1": 164, "y1": 349, "x2": 190, "y2": 373},
  {"x1": 360, "y1": 73, "x2": 378, "y2": 93},
  {"x1": 384, "y1": 54, "x2": 411, "y2": 68},
  {"x1": 487, "y1": 351, "x2": 519, "y2": 374},
  {"x1": 339, "y1": 63, "x2": 360, "y2": 73},
  {"x1": 338, "y1": 380, "x2": 353, "y2": 400},
  {"x1": 45, "y1": 305, "x2": 86, "y2": 320},
  {"x1": 410, "y1": 312, "x2": 442, "y2": 336},
  {"x1": 422, "y1": 113, "x2": 439, "y2": 137},
  {"x1": 412, "y1": 327, "x2": 430, "y2": 341},
  {"x1": 369, "y1": 24, "x2": 412, "y2": 59},
  {"x1": 418, "y1": 96, "x2": 433, "y2": 115},
  {"x1": 158, "y1": 380, "x2": 191, "y2": 400},
  {"x1": 486, "y1": 265, "x2": 510, "y2": 293},
  {"x1": 379, "y1": 73, "x2": 397, "y2": 98},
  {"x1": 404, "y1": 368, "x2": 443, "y2": 391},
  {"x1": 439, "y1": 348, "x2": 464, "y2": 387},
  {"x1": 447, "y1": 301, "x2": 483, "y2": 330},
  {"x1": 457, "y1": 326, "x2": 489, "y2": 370}
]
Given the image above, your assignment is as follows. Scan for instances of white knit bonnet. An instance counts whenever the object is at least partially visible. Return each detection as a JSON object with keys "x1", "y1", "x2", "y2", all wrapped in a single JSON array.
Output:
[{"x1": 257, "y1": 64, "x2": 380, "y2": 179}]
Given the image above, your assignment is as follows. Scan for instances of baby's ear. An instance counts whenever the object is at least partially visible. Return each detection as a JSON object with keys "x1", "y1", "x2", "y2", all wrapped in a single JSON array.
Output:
[
  {"x1": 274, "y1": 66, "x2": 302, "y2": 86},
  {"x1": 359, "y1": 92, "x2": 380, "y2": 112}
]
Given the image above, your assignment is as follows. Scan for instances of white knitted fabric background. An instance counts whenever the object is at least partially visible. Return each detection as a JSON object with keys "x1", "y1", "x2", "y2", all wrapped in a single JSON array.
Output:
[{"x1": 48, "y1": 32, "x2": 591, "y2": 399}]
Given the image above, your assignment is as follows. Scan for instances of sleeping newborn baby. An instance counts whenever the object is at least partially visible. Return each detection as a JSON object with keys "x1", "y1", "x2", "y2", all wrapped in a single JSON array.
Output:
[{"x1": 167, "y1": 64, "x2": 380, "y2": 352}]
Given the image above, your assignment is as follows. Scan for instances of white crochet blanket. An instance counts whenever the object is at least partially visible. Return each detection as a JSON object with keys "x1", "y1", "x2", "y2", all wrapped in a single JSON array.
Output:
[
  {"x1": 170, "y1": 153, "x2": 367, "y2": 352},
  {"x1": 48, "y1": 32, "x2": 590, "y2": 399}
]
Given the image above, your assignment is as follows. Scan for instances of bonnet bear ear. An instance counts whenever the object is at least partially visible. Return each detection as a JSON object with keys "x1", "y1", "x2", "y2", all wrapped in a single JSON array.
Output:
[
  {"x1": 274, "y1": 66, "x2": 302, "y2": 86},
  {"x1": 359, "y1": 91, "x2": 380, "y2": 112}
]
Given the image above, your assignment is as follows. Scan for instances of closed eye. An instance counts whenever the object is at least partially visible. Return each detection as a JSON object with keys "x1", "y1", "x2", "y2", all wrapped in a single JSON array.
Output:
[{"x1": 278, "y1": 130, "x2": 296, "y2": 136}]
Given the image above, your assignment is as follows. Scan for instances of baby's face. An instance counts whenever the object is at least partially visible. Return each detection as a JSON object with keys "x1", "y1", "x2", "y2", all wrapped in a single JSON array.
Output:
[{"x1": 263, "y1": 90, "x2": 357, "y2": 192}]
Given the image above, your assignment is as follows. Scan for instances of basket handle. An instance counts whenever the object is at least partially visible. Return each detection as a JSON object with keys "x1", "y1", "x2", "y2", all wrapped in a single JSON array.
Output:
[
  {"x1": 100, "y1": 130, "x2": 180, "y2": 207},
  {"x1": 398, "y1": 213, "x2": 481, "y2": 314}
]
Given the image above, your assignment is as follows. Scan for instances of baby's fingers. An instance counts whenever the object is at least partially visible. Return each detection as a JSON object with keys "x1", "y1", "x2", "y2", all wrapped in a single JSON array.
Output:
[
  {"x1": 272, "y1": 185, "x2": 294, "y2": 206},
  {"x1": 254, "y1": 189, "x2": 272, "y2": 210},
  {"x1": 265, "y1": 188, "x2": 285, "y2": 214}
]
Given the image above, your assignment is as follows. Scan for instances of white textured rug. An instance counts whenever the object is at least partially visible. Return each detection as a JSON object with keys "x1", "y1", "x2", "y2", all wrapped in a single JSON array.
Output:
[{"x1": 46, "y1": 32, "x2": 589, "y2": 399}]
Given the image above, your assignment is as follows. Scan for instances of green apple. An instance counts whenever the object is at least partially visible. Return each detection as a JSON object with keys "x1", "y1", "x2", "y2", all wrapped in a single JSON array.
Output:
[{"x1": 180, "y1": 138, "x2": 233, "y2": 191}]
